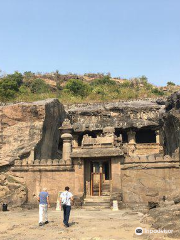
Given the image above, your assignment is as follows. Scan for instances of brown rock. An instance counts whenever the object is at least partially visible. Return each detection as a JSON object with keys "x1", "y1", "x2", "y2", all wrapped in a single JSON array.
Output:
[{"x1": 0, "y1": 99, "x2": 66, "y2": 166}]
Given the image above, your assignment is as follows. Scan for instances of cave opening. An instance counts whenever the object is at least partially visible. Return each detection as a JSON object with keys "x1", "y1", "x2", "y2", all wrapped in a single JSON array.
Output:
[
  {"x1": 78, "y1": 131, "x2": 98, "y2": 146},
  {"x1": 58, "y1": 138, "x2": 63, "y2": 151},
  {"x1": 115, "y1": 129, "x2": 128, "y2": 143},
  {"x1": 136, "y1": 129, "x2": 156, "y2": 143}
]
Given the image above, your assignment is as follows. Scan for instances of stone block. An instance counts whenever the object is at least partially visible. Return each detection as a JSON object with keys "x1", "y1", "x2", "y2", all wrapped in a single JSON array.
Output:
[
  {"x1": 34, "y1": 159, "x2": 40, "y2": 165},
  {"x1": 155, "y1": 156, "x2": 163, "y2": 162},
  {"x1": 139, "y1": 156, "x2": 148, "y2": 162},
  {"x1": 47, "y1": 159, "x2": 52, "y2": 165},
  {"x1": 22, "y1": 159, "x2": 28, "y2": 165},
  {"x1": 174, "y1": 197, "x2": 180, "y2": 204},
  {"x1": 125, "y1": 157, "x2": 133, "y2": 163},
  {"x1": 40, "y1": 159, "x2": 47, "y2": 165},
  {"x1": 148, "y1": 155, "x2": 156, "y2": 162},
  {"x1": 146, "y1": 192, "x2": 159, "y2": 197},
  {"x1": 14, "y1": 160, "x2": 22, "y2": 166},
  {"x1": 53, "y1": 159, "x2": 60, "y2": 165},
  {"x1": 164, "y1": 155, "x2": 172, "y2": 161},
  {"x1": 131, "y1": 156, "x2": 140, "y2": 162}
]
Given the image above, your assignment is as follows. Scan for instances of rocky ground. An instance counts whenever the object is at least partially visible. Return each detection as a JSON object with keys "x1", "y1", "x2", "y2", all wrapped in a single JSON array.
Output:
[
  {"x1": 0, "y1": 208, "x2": 179, "y2": 240},
  {"x1": 142, "y1": 203, "x2": 180, "y2": 239}
]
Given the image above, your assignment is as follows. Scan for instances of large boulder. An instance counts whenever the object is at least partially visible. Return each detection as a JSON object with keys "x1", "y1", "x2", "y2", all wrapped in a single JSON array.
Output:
[{"x1": 0, "y1": 99, "x2": 66, "y2": 166}]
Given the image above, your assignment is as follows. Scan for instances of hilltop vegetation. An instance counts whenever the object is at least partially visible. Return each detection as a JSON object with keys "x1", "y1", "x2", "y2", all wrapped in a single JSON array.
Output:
[{"x1": 0, "y1": 71, "x2": 179, "y2": 104}]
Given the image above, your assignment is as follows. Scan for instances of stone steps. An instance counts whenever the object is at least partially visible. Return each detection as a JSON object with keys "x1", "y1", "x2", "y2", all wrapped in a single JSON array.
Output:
[
  {"x1": 83, "y1": 196, "x2": 111, "y2": 209},
  {"x1": 84, "y1": 197, "x2": 110, "y2": 202}
]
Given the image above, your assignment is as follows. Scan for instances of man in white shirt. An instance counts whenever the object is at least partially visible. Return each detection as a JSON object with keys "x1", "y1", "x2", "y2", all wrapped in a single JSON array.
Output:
[{"x1": 60, "y1": 186, "x2": 73, "y2": 227}]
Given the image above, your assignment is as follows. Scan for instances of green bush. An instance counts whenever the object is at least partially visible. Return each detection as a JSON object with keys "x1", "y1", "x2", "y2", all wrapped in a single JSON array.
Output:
[
  {"x1": 120, "y1": 81, "x2": 131, "y2": 88},
  {"x1": 19, "y1": 85, "x2": 30, "y2": 94},
  {"x1": 151, "y1": 88, "x2": 164, "y2": 96},
  {"x1": 91, "y1": 76, "x2": 116, "y2": 86},
  {"x1": 6, "y1": 72, "x2": 23, "y2": 87},
  {"x1": 92, "y1": 86, "x2": 105, "y2": 95},
  {"x1": 0, "y1": 78, "x2": 19, "y2": 101},
  {"x1": 30, "y1": 78, "x2": 49, "y2": 93},
  {"x1": 65, "y1": 79, "x2": 90, "y2": 97}
]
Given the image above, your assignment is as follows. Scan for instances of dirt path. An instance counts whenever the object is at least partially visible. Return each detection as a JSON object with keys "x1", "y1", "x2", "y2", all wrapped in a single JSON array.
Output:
[{"x1": 0, "y1": 208, "x2": 177, "y2": 240}]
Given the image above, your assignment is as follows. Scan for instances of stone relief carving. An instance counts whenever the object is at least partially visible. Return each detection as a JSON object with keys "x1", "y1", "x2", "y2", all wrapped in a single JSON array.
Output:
[{"x1": 62, "y1": 118, "x2": 71, "y2": 127}]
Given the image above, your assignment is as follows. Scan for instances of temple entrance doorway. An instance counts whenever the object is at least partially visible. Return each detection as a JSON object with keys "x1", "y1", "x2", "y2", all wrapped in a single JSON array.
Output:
[{"x1": 87, "y1": 159, "x2": 111, "y2": 196}]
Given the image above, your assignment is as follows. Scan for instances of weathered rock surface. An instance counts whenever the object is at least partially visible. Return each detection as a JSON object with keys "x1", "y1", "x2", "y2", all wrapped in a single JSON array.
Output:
[
  {"x1": 0, "y1": 99, "x2": 66, "y2": 166},
  {"x1": 142, "y1": 203, "x2": 180, "y2": 238},
  {"x1": 163, "y1": 91, "x2": 180, "y2": 159},
  {"x1": 0, "y1": 168, "x2": 27, "y2": 207},
  {"x1": 122, "y1": 167, "x2": 180, "y2": 205},
  {"x1": 65, "y1": 99, "x2": 165, "y2": 131}
]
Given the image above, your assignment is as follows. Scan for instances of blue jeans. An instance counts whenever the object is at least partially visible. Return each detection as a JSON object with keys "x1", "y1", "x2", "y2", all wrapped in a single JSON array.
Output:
[{"x1": 63, "y1": 205, "x2": 71, "y2": 225}]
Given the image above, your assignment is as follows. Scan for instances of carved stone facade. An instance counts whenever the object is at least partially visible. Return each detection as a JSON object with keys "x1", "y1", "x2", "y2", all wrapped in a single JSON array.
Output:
[{"x1": 1, "y1": 95, "x2": 180, "y2": 208}]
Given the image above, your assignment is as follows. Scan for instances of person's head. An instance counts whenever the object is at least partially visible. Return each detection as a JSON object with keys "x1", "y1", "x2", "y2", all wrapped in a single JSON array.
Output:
[
  {"x1": 65, "y1": 186, "x2": 70, "y2": 191},
  {"x1": 42, "y1": 187, "x2": 47, "y2": 192}
]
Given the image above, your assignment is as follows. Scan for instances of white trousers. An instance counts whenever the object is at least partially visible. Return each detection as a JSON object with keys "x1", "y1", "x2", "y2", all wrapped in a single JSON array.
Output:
[{"x1": 39, "y1": 204, "x2": 48, "y2": 223}]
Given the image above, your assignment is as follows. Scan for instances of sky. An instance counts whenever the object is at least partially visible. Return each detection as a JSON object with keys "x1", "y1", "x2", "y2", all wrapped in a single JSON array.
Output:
[{"x1": 0, "y1": 0, "x2": 180, "y2": 86}]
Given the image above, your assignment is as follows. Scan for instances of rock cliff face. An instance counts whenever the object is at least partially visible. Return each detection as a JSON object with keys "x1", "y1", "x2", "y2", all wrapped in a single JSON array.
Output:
[
  {"x1": 66, "y1": 100, "x2": 165, "y2": 132},
  {"x1": 0, "y1": 99, "x2": 66, "y2": 167},
  {"x1": 1, "y1": 95, "x2": 180, "y2": 209},
  {"x1": 0, "y1": 99, "x2": 66, "y2": 207},
  {"x1": 163, "y1": 92, "x2": 180, "y2": 159}
]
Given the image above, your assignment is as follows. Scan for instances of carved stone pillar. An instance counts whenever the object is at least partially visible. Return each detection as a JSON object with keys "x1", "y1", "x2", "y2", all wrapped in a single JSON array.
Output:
[
  {"x1": 72, "y1": 135, "x2": 79, "y2": 148},
  {"x1": 156, "y1": 130, "x2": 160, "y2": 144},
  {"x1": 61, "y1": 133, "x2": 73, "y2": 165},
  {"x1": 127, "y1": 130, "x2": 136, "y2": 156},
  {"x1": 59, "y1": 118, "x2": 73, "y2": 164},
  {"x1": 127, "y1": 130, "x2": 136, "y2": 143},
  {"x1": 99, "y1": 163, "x2": 103, "y2": 173}
]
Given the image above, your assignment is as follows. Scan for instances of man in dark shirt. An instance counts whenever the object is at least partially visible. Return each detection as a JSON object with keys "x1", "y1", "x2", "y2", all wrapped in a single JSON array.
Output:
[{"x1": 38, "y1": 188, "x2": 50, "y2": 226}]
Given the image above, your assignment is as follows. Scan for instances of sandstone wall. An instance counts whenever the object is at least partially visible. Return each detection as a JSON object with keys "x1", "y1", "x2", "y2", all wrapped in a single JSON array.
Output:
[
  {"x1": 122, "y1": 168, "x2": 180, "y2": 205},
  {"x1": 11, "y1": 158, "x2": 84, "y2": 205},
  {"x1": 16, "y1": 170, "x2": 75, "y2": 204},
  {"x1": 121, "y1": 154, "x2": 180, "y2": 205}
]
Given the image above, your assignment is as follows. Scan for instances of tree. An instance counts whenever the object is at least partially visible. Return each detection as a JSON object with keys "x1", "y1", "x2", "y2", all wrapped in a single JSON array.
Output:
[
  {"x1": 139, "y1": 75, "x2": 148, "y2": 84},
  {"x1": 54, "y1": 70, "x2": 62, "y2": 90},
  {"x1": 30, "y1": 78, "x2": 49, "y2": 93},
  {"x1": 6, "y1": 71, "x2": 23, "y2": 87},
  {"x1": 0, "y1": 71, "x2": 23, "y2": 101},
  {"x1": 65, "y1": 79, "x2": 90, "y2": 97},
  {"x1": 0, "y1": 78, "x2": 19, "y2": 101},
  {"x1": 167, "y1": 81, "x2": 175, "y2": 86},
  {"x1": 23, "y1": 71, "x2": 35, "y2": 87}
]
